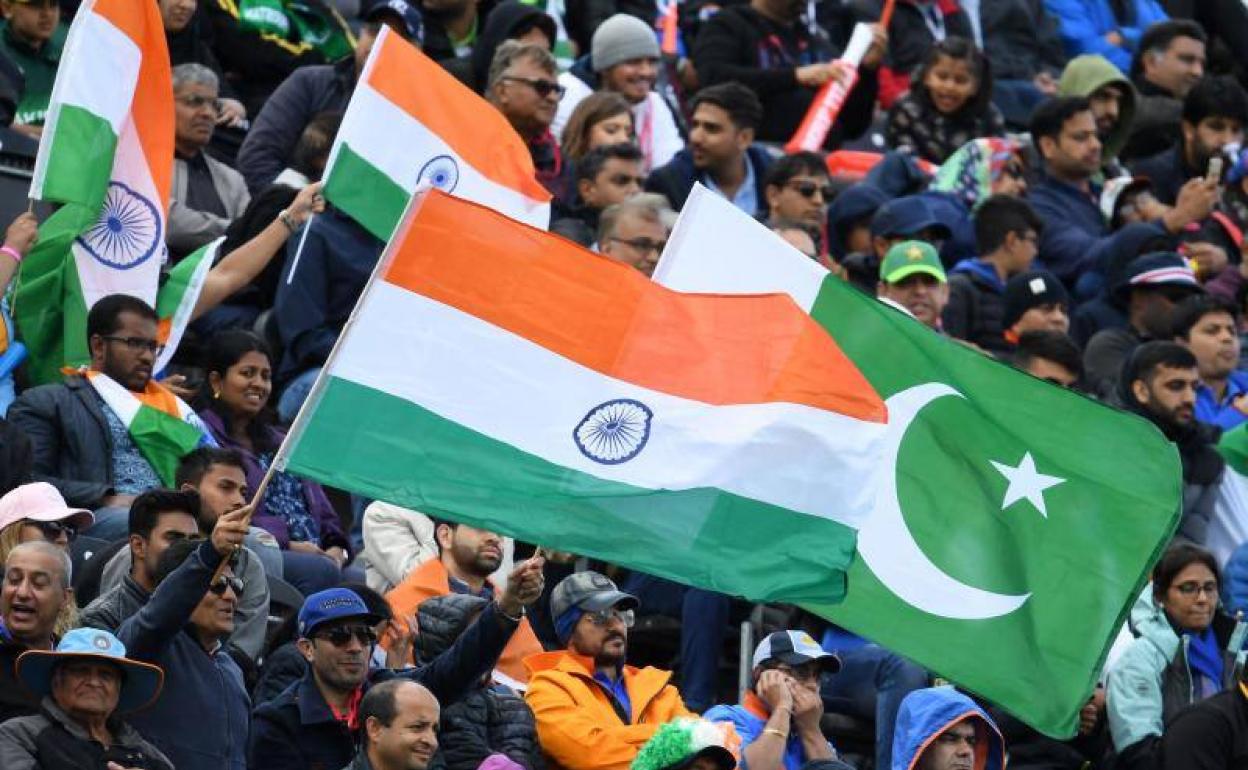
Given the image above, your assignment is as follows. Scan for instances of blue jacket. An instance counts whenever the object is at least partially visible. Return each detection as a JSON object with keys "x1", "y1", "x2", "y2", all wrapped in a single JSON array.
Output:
[
  {"x1": 892, "y1": 687, "x2": 1004, "y2": 770},
  {"x1": 1225, "y1": 543, "x2": 1248, "y2": 617},
  {"x1": 248, "y1": 602, "x2": 520, "y2": 770},
  {"x1": 1041, "y1": 0, "x2": 1169, "y2": 72},
  {"x1": 645, "y1": 145, "x2": 774, "y2": 215},
  {"x1": 273, "y1": 207, "x2": 384, "y2": 385},
  {"x1": 118, "y1": 540, "x2": 250, "y2": 770}
]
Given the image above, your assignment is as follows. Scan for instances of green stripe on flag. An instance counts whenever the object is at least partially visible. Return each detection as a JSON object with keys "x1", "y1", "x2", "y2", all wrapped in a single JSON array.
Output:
[
  {"x1": 38, "y1": 105, "x2": 117, "y2": 210},
  {"x1": 1219, "y1": 423, "x2": 1248, "y2": 476},
  {"x1": 285, "y1": 376, "x2": 859, "y2": 605},
  {"x1": 129, "y1": 405, "x2": 206, "y2": 486},
  {"x1": 322, "y1": 142, "x2": 409, "y2": 242}
]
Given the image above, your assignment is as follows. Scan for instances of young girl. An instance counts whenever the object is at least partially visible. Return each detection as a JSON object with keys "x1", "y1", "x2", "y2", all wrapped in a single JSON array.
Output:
[
  {"x1": 560, "y1": 92, "x2": 636, "y2": 164},
  {"x1": 886, "y1": 37, "x2": 1005, "y2": 165}
]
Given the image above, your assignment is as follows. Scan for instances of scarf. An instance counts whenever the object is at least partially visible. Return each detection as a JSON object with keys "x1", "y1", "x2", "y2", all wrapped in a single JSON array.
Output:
[
  {"x1": 1185, "y1": 626, "x2": 1224, "y2": 696},
  {"x1": 929, "y1": 137, "x2": 1023, "y2": 211}
]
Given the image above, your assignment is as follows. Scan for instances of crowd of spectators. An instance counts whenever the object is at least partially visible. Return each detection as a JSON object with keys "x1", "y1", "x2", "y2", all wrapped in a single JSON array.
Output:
[{"x1": 2, "y1": 0, "x2": 1248, "y2": 768}]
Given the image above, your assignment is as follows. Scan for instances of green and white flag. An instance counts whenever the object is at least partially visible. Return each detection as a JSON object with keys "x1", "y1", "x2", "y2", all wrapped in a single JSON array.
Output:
[
  {"x1": 1212, "y1": 425, "x2": 1248, "y2": 566},
  {"x1": 653, "y1": 184, "x2": 1183, "y2": 737}
]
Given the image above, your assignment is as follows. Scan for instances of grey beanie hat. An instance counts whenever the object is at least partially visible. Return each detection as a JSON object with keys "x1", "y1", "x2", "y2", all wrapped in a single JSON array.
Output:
[{"x1": 592, "y1": 14, "x2": 660, "y2": 73}]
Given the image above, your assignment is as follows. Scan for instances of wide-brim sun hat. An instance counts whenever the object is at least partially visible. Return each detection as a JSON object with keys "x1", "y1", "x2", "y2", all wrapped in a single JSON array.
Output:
[{"x1": 18, "y1": 628, "x2": 164, "y2": 714}]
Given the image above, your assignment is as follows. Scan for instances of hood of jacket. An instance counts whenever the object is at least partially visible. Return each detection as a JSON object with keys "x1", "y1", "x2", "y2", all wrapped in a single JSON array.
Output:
[
  {"x1": 469, "y1": 1, "x2": 557, "y2": 90},
  {"x1": 892, "y1": 687, "x2": 1005, "y2": 770},
  {"x1": 1127, "y1": 587, "x2": 1182, "y2": 661},
  {"x1": 827, "y1": 183, "x2": 890, "y2": 258},
  {"x1": 950, "y1": 259, "x2": 1005, "y2": 292},
  {"x1": 929, "y1": 138, "x2": 1024, "y2": 211},
  {"x1": 1058, "y1": 54, "x2": 1137, "y2": 160},
  {"x1": 416, "y1": 593, "x2": 489, "y2": 663}
]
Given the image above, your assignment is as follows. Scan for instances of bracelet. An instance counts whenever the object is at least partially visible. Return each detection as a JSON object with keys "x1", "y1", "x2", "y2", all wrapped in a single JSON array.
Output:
[
  {"x1": 0, "y1": 245, "x2": 22, "y2": 264},
  {"x1": 278, "y1": 209, "x2": 298, "y2": 233},
  {"x1": 763, "y1": 728, "x2": 788, "y2": 740},
  {"x1": 497, "y1": 604, "x2": 525, "y2": 623}
]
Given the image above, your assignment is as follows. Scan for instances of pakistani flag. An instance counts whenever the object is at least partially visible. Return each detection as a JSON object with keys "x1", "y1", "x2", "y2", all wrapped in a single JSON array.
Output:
[
  {"x1": 653, "y1": 185, "x2": 1182, "y2": 737},
  {"x1": 1211, "y1": 425, "x2": 1248, "y2": 567}
]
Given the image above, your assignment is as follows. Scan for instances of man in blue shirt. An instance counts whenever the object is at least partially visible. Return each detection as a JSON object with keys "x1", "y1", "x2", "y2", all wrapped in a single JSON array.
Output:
[
  {"x1": 704, "y1": 630, "x2": 840, "y2": 770},
  {"x1": 1173, "y1": 295, "x2": 1248, "y2": 431}
]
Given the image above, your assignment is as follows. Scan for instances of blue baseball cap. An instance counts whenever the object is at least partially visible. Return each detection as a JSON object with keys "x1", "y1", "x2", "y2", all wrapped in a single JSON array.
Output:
[
  {"x1": 869, "y1": 196, "x2": 952, "y2": 240},
  {"x1": 298, "y1": 588, "x2": 383, "y2": 638},
  {"x1": 17, "y1": 628, "x2": 164, "y2": 714},
  {"x1": 364, "y1": 0, "x2": 423, "y2": 43}
]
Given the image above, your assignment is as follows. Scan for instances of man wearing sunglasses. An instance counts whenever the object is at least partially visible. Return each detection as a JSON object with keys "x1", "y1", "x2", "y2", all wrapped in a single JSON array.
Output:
[
  {"x1": 525, "y1": 571, "x2": 696, "y2": 769},
  {"x1": 251, "y1": 557, "x2": 545, "y2": 770},
  {"x1": 116, "y1": 501, "x2": 251, "y2": 770},
  {"x1": 763, "y1": 152, "x2": 835, "y2": 231}
]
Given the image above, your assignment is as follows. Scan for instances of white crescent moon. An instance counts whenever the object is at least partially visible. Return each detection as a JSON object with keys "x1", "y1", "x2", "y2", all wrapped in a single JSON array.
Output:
[{"x1": 857, "y1": 382, "x2": 1031, "y2": 620}]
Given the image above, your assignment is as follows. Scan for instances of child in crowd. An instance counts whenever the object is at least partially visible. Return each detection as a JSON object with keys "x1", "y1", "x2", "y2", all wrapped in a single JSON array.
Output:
[{"x1": 885, "y1": 38, "x2": 1006, "y2": 165}]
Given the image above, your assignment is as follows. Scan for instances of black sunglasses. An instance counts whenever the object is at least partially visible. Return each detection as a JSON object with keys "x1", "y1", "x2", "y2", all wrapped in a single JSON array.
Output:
[
  {"x1": 28, "y1": 519, "x2": 77, "y2": 542},
  {"x1": 315, "y1": 625, "x2": 378, "y2": 647},
  {"x1": 786, "y1": 180, "x2": 835, "y2": 200},
  {"x1": 208, "y1": 575, "x2": 244, "y2": 597},
  {"x1": 99, "y1": 335, "x2": 164, "y2": 355},
  {"x1": 500, "y1": 75, "x2": 565, "y2": 99}
]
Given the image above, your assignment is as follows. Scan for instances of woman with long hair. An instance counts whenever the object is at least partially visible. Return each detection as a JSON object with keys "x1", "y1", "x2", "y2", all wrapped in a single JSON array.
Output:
[{"x1": 561, "y1": 91, "x2": 636, "y2": 165}]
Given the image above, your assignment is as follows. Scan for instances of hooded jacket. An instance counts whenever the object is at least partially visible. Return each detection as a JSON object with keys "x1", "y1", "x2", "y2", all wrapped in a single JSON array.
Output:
[
  {"x1": 1057, "y1": 53, "x2": 1137, "y2": 163},
  {"x1": 418, "y1": 594, "x2": 544, "y2": 770},
  {"x1": 826, "y1": 183, "x2": 890, "y2": 261},
  {"x1": 1106, "y1": 588, "x2": 1246, "y2": 767},
  {"x1": 942, "y1": 259, "x2": 1010, "y2": 352},
  {"x1": 891, "y1": 687, "x2": 1005, "y2": 770},
  {"x1": 467, "y1": 2, "x2": 556, "y2": 92},
  {"x1": 523, "y1": 650, "x2": 695, "y2": 770}
]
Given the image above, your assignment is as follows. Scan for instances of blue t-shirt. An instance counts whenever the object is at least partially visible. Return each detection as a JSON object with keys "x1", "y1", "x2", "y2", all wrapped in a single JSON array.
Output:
[
  {"x1": 703, "y1": 703, "x2": 833, "y2": 770},
  {"x1": 1195, "y1": 371, "x2": 1248, "y2": 431}
]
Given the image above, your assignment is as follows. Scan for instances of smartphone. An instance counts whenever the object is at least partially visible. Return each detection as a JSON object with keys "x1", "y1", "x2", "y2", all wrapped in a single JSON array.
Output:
[{"x1": 1207, "y1": 156, "x2": 1224, "y2": 183}]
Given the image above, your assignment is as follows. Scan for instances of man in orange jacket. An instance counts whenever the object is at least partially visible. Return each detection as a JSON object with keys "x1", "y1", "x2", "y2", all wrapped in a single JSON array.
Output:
[
  {"x1": 386, "y1": 520, "x2": 542, "y2": 687},
  {"x1": 524, "y1": 571, "x2": 696, "y2": 770}
]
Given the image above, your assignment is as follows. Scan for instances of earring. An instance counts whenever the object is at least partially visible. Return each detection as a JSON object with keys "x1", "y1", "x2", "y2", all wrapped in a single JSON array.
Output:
[{"x1": 213, "y1": 390, "x2": 220, "y2": 399}]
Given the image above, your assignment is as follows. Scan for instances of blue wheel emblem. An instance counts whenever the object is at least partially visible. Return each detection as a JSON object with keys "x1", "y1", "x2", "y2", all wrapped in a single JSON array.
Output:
[
  {"x1": 417, "y1": 154, "x2": 460, "y2": 193},
  {"x1": 573, "y1": 399, "x2": 653, "y2": 465},
  {"x1": 75, "y1": 181, "x2": 162, "y2": 270}
]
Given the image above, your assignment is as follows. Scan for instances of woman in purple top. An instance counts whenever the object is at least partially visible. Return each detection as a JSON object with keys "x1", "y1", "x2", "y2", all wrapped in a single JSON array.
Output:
[{"x1": 197, "y1": 330, "x2": 358, "y2": 594}]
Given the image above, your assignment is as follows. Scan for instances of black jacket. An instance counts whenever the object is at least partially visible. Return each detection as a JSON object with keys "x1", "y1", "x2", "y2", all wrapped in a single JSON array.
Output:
[
  {"x1": 9, "y1": 376, "x2": 115, "y2": 509},
  {"x1": 1131, "y1": 144, "x2": 1195, "y2": 207},
  {"x1": 421, "y1": 0, "x2": 498, "y2": 65},
  {"x1": 645, "y1": 145, "x2": 774, "y2": 214},
  {"x1": 942, "y1": 261, "x2": 1010, "y2": 353},
  {"x1": 468, "y1": 1, "x2": 557, "y2": 92},
  {"x1": 979, "y1": 0, "x2": 1066, "y2": 81},
  {"x1": 0, "y1": 638, "x2": 42, "y2": 724},
  {"x1": 692, "y1": 4, "x2": 877, "y2": 146},
  {"x1": 1162, "y1": 685, "x2": 1248, "y2": 770},
  {"x1": 254, "y1": 640, "x2": 309, "y2": 708},
  {"x1": 0, "y1": 416, "x2": 32, "y2": 496},
  {"x1": 418, "y1": 595, "x2": 543, "y2": 770},
  {"x1": 248, "y1": 602, "x2": 522, "y2": 770},
  {"x1": 874, "y1": 0, "x2": 974, "y2": 77},
  {"x1": 562, "y1": 0, "x2": 656, "y2": 54},
  {"x1": 0, "y1": 697, "x2": 173, "y2": 770},
  {"x1": 1123, "y1": 80, "x2": 1183, "y2": 163},
  {"x1": 236, "y1": 57, "x2": 355, "y2": 193}
]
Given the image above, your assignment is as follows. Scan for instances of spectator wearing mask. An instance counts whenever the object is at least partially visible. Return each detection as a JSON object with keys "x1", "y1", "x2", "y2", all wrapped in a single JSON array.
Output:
[
  {"x1": 486, "y1": 40, "x2": 575, "y2": 205},
  {"x1": 168, "y1": 63, "x2": 251, "y2": 261},
  {"x1": 877, "y1": 240, "x2": 950, "y2": 331},
  {"x1": 160, "y1": 0, "x2": 247, "y2": 126},
  {"x1": 1172, "y1": 295, "x2": 1248, "y2": 430},
  {"x1": 250, "y1": 564, "x2": 544, "y2": 770},
  {"x1": 415, "y1": 594, "x2": 542, "y2": 769},
  {"x1": 1084, "y1": 252, "x2": 1201, "y2": 396},
  {"x1": 886, "y1": 37, "x2": 1006, "y2": 166},
  {"x1": 524, "y1": 571, "x2": 695, "y2": 768},
  {"x1": 343, "y1": 679, "x2": 441, "y2": 770},
  {"x1": 460, "y1": 0, "x2": 553, "y2": 92},
  {"x1": 235, "y1": 0, "x2": 421, "y2": 193},
  {"x1": 199, "y1": 331, "x2": 356, "y2": 593},
  {"x1": 1042, "y1": 0, "x2": 1167, "y2": 73},
  {"x1": 0, "y1": 627, "x2": 171, "y2": 769},
  {"x1": 560, "y1": 91, "x2": 634, "y2": 165},
  {"x1": 692, "y1": 0, "x2": 884, "y2": 149},
  {"x1": 646, "y1": 82, "x2": 770, "y2": 216},
  {"x1": 1108, "y1": 542, "x2": 1241, "y2": 769},
  {"x1": 942, "y1": 195, "x2": 1044, "y2": 353},
  {"x1": 1002, "y1": 270, "x2": 1072, "y2": 346},
  {"x1": 598, "y1": 194, "x2": 673, "y2": 278},
  {"x1": 1161, "y1": 664, "x2": 1248, "y2": 770},
  {"x1": 891, "y1": 686, "x2": 1006, "y2": 770},
  {"x1": 551, "y1": 142, "x2": 645, "y2": 246},
  {"x1": 763, "y1": 152, "x2": 833, "y2": 232},
  {"x1": 979, "y1": 0, "x2": 1067, "y2": 128},
  {"x1": 386, "y1": 519, "x2": 540, "y2": 686},
  {"x1": 1057, "y1": 53, "x2": 1137, "y2": 173},
  {"x1": 8, "y1": 296, "x2": 213, "y2": 541},
  {"x1": 1122, "y1": 19, "x2": 1206, "y2": 161},
  {"x1": 1011, "y1": 329, "x2": 1084, "y2": 388},
  {"x1": 1132, "y1": 75, "x2": 1248, "y2": 206},
  {"x1": 0, "y1": 541, "x2": 73, "y2": 722},
  {"x1": 1028, "y1": 97, "x2": 1209, "y2": 287},
  {"x1": 0, "y1": 0, "x2": 66, "y2": 134},
  {"x1": 704, "y1": 631, "x2": 840, "y2": 769},
  {"x1": 554, "y1": 14, "x2": 682, "y2": 172},
  {"x1": 631, "y1": 718, "x2": 742, "y2": 770}
]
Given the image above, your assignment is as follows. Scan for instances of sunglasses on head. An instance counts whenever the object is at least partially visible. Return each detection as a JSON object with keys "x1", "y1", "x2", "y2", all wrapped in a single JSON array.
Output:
[
  {"x1": 28, "y1": 519, "x2": 77, "y2": 543},
  {"x1": 315, "y1": 624, "x2": 379, "y2": 647},
  {"x1": 208, "y1": 575, "x2": 244, "y2": 597},
  {"x1": 786, "y1": 180, "x2": 835, "y2": 200}
]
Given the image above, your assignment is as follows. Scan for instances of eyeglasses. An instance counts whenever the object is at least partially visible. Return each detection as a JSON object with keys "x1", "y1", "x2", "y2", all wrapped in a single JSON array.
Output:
[
  {"x1": 315, "y1": 625, "x2": 379, "y2": 647},
  {"x1": 99, "y1": 335, "x2": 164, "y2": 355},
  {"x1": 1173, "y1": 581, "x2": 1218, "y2": 597},
  {"x1": 176, "y1": 94, "x2": 222, "y2": 113},
  {"x1": 500, "y1": 76, "x2": 565, "y2": 100},
  {"x1": 208, "y1": 575, "x2": 244, "y2": 597},
  {"x1": 27, "y1": 519, "x2": 77, "y2": 543},
  {"x1": 607, "y1": 236, "x2": 666, "y2": 256},
  {"x1": 585, "y1": 608, "x2": 635, "y2": 628},
  {"x1": 785, "y1": 180, "x2": 835, "y2": 200}
]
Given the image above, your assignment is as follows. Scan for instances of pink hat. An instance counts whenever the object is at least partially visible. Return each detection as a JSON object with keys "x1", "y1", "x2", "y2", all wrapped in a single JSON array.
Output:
[{"x1": 0, "y1": 483, "x2": 94, "y2": 533}]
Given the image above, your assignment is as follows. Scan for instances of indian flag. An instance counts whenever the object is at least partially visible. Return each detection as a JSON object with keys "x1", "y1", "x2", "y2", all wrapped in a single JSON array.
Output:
[
  {"x1": 322, "y1": 25, "x2": 551, "y2": 241},
  {"x1": 654, "y1": 184, "x2": 1182, "y2": 737},
  {"x1": 153, "y1": 238, "x2": 220, "y2": 375},
  {"x1": 281, "y1": 189, "x2": 889, "y2": 606},
  {"x1": 16, "y1": 0, "x2": 172, "y2": 384}
]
